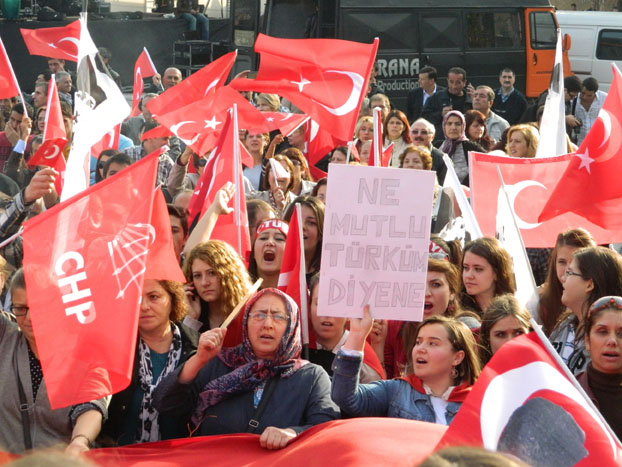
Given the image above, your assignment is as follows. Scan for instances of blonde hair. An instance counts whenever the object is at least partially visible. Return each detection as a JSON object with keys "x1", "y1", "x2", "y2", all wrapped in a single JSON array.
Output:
[
  {"x1": 354, "y1": 116, "x2": 373, "y2": 140},
  {"x1": 255, "y1": 93, "x2": 280, "y2": 112},
  {"x1": 506, "y1": 124, "x2": 539, "y2": 158},
  {"x1": 183, "y1": 240, "x2": 252, "y2": 316}
]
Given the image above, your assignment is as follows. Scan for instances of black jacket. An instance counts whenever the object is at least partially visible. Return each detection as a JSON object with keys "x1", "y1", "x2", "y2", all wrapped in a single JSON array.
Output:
[{"x1": 99, "y1": 323, "x2": 199, "y2": 446}]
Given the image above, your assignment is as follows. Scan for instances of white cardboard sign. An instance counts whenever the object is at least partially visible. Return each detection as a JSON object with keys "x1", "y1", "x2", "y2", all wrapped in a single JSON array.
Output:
[{"x1": 318, "y1": 165, "x2": 435, "y2": 321}]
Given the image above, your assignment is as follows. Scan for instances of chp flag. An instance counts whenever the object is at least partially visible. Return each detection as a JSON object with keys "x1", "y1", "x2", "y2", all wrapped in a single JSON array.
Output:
[{"x1": 21, "y1": 152, "x2": 180, "y2": 409}]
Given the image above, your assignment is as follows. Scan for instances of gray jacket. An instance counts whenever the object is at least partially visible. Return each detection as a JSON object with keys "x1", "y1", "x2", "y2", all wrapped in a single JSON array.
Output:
[{"x1": 0, "y1": 315, "x2": 109, "y2": 453}]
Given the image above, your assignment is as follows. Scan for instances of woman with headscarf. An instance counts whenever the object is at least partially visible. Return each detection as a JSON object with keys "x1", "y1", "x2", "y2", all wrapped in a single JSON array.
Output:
[
  {"x1": 437, "y1": 110, "x2": 484, "y2": 186},
  {"x1": 153, "y1": 288, "x2": 339, "y2": 449}
]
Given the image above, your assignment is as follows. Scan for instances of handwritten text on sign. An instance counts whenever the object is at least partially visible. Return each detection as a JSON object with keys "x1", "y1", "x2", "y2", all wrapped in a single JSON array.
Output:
[{"x1": 318, "y1": 165, "x2": 435, "y2": 321}]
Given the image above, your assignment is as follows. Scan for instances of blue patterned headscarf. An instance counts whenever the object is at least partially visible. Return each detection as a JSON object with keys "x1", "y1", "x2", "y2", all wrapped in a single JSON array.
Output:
[{"x1": 191, "y1": 288, "x2": 307, "y2": 427}]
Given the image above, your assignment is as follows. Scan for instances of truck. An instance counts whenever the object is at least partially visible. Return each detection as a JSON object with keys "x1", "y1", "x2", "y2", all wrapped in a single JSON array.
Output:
[{"x1": 209, "y1": 0, "x2": 569, "y2": 110}]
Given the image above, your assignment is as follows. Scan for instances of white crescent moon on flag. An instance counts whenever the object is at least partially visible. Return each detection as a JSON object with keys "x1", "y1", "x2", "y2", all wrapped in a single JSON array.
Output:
[
  {"x1": 204, "y1": 79, "x2": 220, "y2": 96},
  {"x1": 57, "y1": 37, "x2": 80, "y2": 58},
  {"x1": 504, "y1": 180, "x2": 546, "y2": 230},
  {"x1": 594, "y1": 109, "x2": 622, "y2": 163},
  {"x1": 43, "y1": 144, "x2": 60, "y2": 159},
  {"x1": 309, "y1": 120, "x2": 319, "y2": 142},
  {"x1": 316, "y1": 70, "x2": 364, "y2": 116},
  {"x1": 170, "y1": 121, "x2": 199, "y2": 146},
  {"x1": 480, "y1": 361, "x2": 617, "y2": 457}
]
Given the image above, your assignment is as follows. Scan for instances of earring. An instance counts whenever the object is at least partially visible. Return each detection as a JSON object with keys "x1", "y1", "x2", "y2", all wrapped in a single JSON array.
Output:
[{"x1": 451, "y1": 366, "x2": 458, "y2": 379}]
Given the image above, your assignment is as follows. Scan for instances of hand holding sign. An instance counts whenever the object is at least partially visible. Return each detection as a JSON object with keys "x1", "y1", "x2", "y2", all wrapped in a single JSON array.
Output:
[{"x1": 343, "y1": 305, "x2": 374, "y2": 352}]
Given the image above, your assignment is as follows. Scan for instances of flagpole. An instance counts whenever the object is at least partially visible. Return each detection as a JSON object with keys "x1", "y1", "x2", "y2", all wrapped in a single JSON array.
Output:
[
  {"x1": 0, "y1": 38, "x2": 28, "y2": 118},
  {"x1": 442, "y1": 153, "x2": 483, "y2": 238},
  {"x1": 346, "y1": 141, "x2": 353, "y2": 164},
  {"x1": 296, "y1": 204, "x2": 310, "y2": 359},
  {"x1": 372, "y1": 107, "x2": 381, "y2": 166},
  {"x1": 232, "y1": 104, "x2": 242, "y2": 257},
  {"x1": 495, "y1": 166, "x2": 540, "y2": 322}
]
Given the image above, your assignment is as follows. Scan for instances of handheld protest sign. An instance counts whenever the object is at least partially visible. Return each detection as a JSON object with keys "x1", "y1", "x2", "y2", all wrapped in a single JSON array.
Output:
[
  {"x1": 318, "y1": 165, "x2": 435, "y2": 321},
  {"x1": 221, "y1": 278, "x2": 263, "y2": 328}
]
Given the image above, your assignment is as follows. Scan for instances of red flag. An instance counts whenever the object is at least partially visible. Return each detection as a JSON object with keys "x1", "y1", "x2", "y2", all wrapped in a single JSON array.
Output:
[
  {"x1": 28, "y1": 78, "x2": 67, "y2": 194},
  {"x1": 20, "y1": 19, "x2": 81, "y2": 62},
  {"x1": 146, "y1": 51, "x2": 237, "y2": 118},
  {"x1": 469, "y1": 151, "x2": 622, "y2": 247},
  {"x1": 538, "y1": 64, "x2": 622, "y2": 228},
  {"x1": 438, "y1": 332, "x2": 622, "y2": 466},
  {"x1": 187, "y1": 108, "x2": 251, "y2": 260},
  {"x1": 277, "y1": 204, "x2": 308, "y2": 344},
  {"x1": 263, "y1": 112, "x2": 309, "y2": 136},
  {"x1": 21, "y1": 153, "x2": 161, "y2": 409},
  {"x1": 130, "y1": 48, "x2": 158, "y2": 117},
  {"x1": 368, "y1": 106, "x2": 392, "y2": 167},
  {"x1": 0, "y1": 37, "x2": 21, "y2": 99},
  {"x1": 154, "y1": 86, "x2": 267, "y2": 157},
  {"x1": 86, "y1": 418, "x2": 445, "y2": 467},
  {"x1": 90, "y1": 124, "x2": 121, "y2": 159},
  {"x1": 304, "y1": 119, "x2": 341, "y2": 166},
  {"x1": 230, "y1": 34, "x2": 378, "y2": 142},
  {"x1": 145, "y1": 189, "x2": 186, "y2": 282}
]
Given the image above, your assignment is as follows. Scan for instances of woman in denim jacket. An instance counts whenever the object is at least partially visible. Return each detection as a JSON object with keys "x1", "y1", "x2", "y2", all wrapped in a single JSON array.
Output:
[{"x1": 332, "y1": 313, "x2": 480, "y2": 425}]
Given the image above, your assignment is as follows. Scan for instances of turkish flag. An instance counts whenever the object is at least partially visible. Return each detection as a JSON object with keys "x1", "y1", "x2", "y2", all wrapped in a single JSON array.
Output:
[
  {"x1": 28, "y1": 78, "x2": 67, "y2": 194},
  {"x1": 262, "y1": 112, "x2": 309, "y2": 136},
  {"x1": 0, "y1": 38, "x2": 20, "y2": 99},
  {"x1": 187, "y1": 109, "x2": 251, "y2": 261},
  {"x1": 90, "y1": 124, "x2": 121, "y2": 158},
  {"x1": 469, "y1": 152, "x2": 622, "y2": 247},
  {"x1": 144, "y1": 189, "x2": 186, "y2": 282},
  {"x1": 22, "y1": 152, "x2": 161, "y2": 409},
  {"x1": 154, "y1": 86, "x2": 267, "y2": 157},
  {"x1": 438, "y1": 332, "x2": 622, "y2": 466},
  {"x1": 230, "y1": 34, "x2": 378, "y2": 142},
  {"x1": 20, "y1": 19, "x2": 81, "y2": 62},
  {"x1": 369, "y1": 141, "x2": 392, "y2": 168},
  {"x1": 538, "y1": 64, "x2": 622, "y2": 228},
  {"x1": 146, "y1": 51, "x2": 237, "y2": 118},
  {"x1": 277, "y1": 204, "x2": 309, "y2": 344},
  {"x1": 304, "y1": 119, "x2": 341, "y2": 165},
  {"x1": 130, "y1": 48, "x2": 158, "y2": 117}
]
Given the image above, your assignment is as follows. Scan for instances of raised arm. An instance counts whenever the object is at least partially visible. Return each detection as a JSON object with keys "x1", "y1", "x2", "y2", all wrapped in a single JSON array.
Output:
[{"x1": 183, "y1": 182, "x2": 235, "y2": 256}]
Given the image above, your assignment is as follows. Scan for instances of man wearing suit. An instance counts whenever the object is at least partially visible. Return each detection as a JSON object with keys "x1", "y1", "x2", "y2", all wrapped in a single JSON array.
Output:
[{"x1": 406, "y1": 66, "x2": 444, "y2": 123}]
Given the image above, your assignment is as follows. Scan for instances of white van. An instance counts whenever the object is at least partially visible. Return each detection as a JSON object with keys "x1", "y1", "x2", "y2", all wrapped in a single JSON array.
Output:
[{"x1": 556, "y1": 11, "x2": 622, "y2": 92}]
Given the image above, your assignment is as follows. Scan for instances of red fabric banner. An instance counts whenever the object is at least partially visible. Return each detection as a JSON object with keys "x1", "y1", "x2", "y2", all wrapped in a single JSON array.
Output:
[
  {"x1": 469, "y1": 151, "x2": 622, "y2": 247},
  {"x1": 22, "y1": 153, "x2": 160, "y2": 409},
  {"x1": 230, "y1": 34, "x2": 378, "y2": 142},
  {"x1": 539, "y1": 64, "x2": 622, "y2": 228},
  {"x1": 20, "y1": 19, "x2": 81, "y2": 62},
  {"x1": 439, "y1": 332, "x2": 622, "y2": 466},
  {"x1": 130, "y1": 48, "x2": 158, "y2": 117},
  {"x1": 86, "y1": 418, "x2": 445, "y2": 466},
  {"x1": 0, "y1": 38, "x2": 20, "y2": 99}
]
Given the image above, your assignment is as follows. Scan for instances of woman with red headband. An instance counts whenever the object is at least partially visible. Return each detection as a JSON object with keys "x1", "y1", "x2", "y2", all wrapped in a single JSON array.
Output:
[{"x1": 248, "y1": 219, "x2": 288, "y2": 289}]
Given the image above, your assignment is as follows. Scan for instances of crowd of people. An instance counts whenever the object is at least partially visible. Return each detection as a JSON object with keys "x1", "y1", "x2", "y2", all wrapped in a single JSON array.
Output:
[{"x1": 0, "y1": 49, "x2": 620, "y2": 466}]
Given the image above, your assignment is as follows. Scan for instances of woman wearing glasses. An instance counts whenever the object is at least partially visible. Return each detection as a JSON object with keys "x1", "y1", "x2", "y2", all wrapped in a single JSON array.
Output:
[
  {"x1": 549, "y1": 247, "x2": 622, "y2": 375},
  {"x1": 0, "y1": 269, "x2": 108, "y2": 454},
  {"x1": 154, "y1": 288, "x2": 339, "y2": 449}
]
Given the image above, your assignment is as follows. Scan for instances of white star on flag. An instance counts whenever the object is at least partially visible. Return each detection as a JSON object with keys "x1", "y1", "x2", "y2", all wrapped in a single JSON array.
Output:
[
  {"x1": 266, "y1": 117, "x2": 274, "y2": 122},
  {"x1": 48, "y1": 42, "x2": 57, "y2": 48},
  {"x1": 204, "y1": 116, "x2": 221, "y2": 130},
  {"x1": 291, "y1": 75, "x2": 311, "y2": 92},
  {"x1": 574, "y1": 148, "x2": 594, "y2": 174}
]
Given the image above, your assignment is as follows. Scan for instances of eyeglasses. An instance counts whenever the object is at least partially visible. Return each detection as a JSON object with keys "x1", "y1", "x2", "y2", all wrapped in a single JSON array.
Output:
[
  {"x1": 564, "y1": 269, "x2": 584, "y2": 279},
  {"x1": 249, "y1": 310, "x2": 289, "y2": 323},
  {"x1": 411, "y1": 129, "x2": 429, "y2": 135},
  {"x1": 11, "y1": 305, "x2": 29, "y2": 317}
]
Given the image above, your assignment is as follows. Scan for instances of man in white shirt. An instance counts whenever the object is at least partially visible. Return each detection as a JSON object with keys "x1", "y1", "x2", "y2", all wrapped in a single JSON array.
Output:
[
  {"x1": 406, "y1": 66, "x2": 445, "y2": 123},
  {"x1": 574, "y1": 77, "x2": 608, "y2": 145}
]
